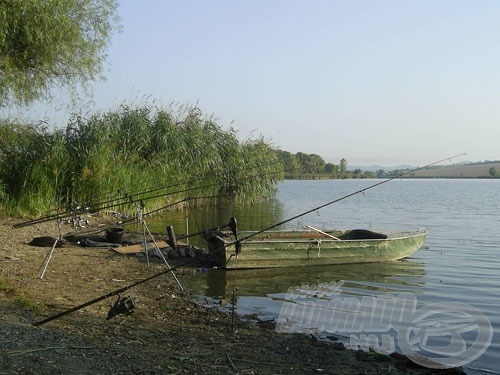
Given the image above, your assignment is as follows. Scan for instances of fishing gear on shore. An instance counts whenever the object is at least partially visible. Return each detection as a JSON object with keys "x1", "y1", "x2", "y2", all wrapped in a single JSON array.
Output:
[
  {"x1": 33, "y1": 263, "x2": 184, "y2": 326},
  {"x1": 31, "y1": 216, "x2": 239, "y2": 326},
  {"x1": 12, "y1": 183, "x2": 212, "y2": 229},
  {"x1": 106, "y1": 296, "x2": 136, "y2": 320}
]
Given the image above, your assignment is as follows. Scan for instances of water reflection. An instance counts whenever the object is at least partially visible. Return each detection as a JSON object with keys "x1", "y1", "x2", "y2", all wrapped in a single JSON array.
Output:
[
  {"x1": 188, "y1": 259, "x2": 426, "y2": 299},
  {"x1": 144, "y1": 197, "x2": 285, "y2": 248}
]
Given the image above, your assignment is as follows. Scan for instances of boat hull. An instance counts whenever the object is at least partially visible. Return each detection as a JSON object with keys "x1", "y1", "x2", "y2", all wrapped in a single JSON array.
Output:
[{"x1": 206, "y1": 229, "x2": 427, "y2": 269}]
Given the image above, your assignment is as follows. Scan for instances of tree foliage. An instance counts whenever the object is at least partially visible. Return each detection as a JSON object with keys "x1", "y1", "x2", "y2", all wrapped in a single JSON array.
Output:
[
  {"x1": 0, "y1": 0, "x2": 119, "y2": 106},
  {"x1": 276, "y1": 150, "x2": 301, "y2": 176},
  {"x1": 340, "y1": 158, "x2": 347, "y2": 178},
  {"x1": 324, "y1": 162, "x2": 339, "y2": 177},
  {"x1": 276, "y1": 151, "x2": 354, "y2": 179},
  {"x1": 295, "y1": 152, "x2": 325, "y2": 174}
]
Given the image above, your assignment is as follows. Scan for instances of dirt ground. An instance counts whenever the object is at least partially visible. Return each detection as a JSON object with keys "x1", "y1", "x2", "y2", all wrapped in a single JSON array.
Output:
[{"x1": 0, "y1": 214, "x2": 465, "y2": 374}]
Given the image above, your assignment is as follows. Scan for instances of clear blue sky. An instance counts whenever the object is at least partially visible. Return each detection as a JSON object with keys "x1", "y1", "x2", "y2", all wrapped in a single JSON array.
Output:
[{"x1": 17, "y1": 1, "x2": 500, "y2": 166}]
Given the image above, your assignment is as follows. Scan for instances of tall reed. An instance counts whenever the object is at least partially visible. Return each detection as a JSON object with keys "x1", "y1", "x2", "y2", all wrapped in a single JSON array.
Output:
[{"x1": 0, "y1": 104, "x2": 284, "y2": 216}]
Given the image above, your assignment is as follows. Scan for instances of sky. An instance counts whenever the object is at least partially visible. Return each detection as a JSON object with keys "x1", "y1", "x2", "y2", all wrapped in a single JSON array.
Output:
[{"x1": 10, "y1": 0, "x2": 500, "y2": 167}]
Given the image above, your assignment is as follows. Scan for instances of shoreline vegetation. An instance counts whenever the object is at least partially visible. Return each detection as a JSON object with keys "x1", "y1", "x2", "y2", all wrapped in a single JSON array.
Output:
[
  {"x1": 2, "y1": 106, "x2": 498, "y2": 217},
  {"x1": 0, "y1": 104, "x2": 283, "y2": 217}
]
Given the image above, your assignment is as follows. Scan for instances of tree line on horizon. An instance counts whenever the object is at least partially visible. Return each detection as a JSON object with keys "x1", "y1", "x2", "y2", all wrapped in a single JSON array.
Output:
[
  {"x1": 276, "y1": 150, "x2": 392, "y2": 179},
  {"x1": 277, "y1": 151, "x2": 500, "y2": 179}
]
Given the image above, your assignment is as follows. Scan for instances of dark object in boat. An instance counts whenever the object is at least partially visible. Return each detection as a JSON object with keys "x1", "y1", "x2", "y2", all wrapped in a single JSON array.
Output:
[
  {"x1": 338, "y1": 229, "x2": 388, "y2": 240},
  {"x1": 29, "y1": 236, "x2": 65, "y2": 247}
]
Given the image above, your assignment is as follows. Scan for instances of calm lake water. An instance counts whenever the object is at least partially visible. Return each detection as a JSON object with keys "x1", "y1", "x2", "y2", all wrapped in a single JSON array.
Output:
[{"x1": 152, "y1": 179, "x2": 499, "y2": 374}]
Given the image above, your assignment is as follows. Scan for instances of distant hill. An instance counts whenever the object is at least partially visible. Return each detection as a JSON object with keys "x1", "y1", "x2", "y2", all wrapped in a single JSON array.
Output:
[
  {"x1": 350, "y1": 164, "x2": 415, "y2": 172},
  {"x1": 348, "y1": 161, "x2": 500, "y2": 178},
  {"x1": 405, "y1": 161, "x2": 500, "y2": 178}
]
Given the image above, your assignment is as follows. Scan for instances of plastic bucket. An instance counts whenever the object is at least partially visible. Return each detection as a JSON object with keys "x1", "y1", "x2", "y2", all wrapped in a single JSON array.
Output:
[{"x1": 106, "y1": 227, "x2": 124, "y2": 243}]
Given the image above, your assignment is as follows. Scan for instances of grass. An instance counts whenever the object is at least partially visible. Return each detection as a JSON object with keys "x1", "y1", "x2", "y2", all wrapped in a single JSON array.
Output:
[
  {"x1": 0, "y1": 276, "x2": 45, "y2": 314},
  {"x1": 0, "y1": 276, "x2": 15, "y2": 295},
  {"x1": 15, "y1": 296, "x2": 44, "y2": 314}
]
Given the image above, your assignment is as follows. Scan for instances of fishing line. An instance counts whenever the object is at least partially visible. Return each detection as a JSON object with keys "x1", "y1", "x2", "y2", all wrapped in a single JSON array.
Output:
[
  {"x1": 119, "y1": 194, "x2": 233, "y2": 228},
  {"x1": 13, "y1": 161, "x2": 285, "y2": 229},
  {"x1": 85, "y1": 176, "x2": 207, "y2": 212}
]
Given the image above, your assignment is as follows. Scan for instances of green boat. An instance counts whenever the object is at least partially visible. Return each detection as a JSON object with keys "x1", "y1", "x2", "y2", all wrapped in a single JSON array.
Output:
[{"x1": 204, "y1": 226, "x2": 427, "y2": 269}]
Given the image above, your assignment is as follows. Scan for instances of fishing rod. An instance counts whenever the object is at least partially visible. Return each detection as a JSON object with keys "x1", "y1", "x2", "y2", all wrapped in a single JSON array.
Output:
[
  {"x1": 96, "y1": 184, "x2": 217, "y2": 217},
  {"x1": 33, "y1": 263, "x2": 187, "y2": 326},
  {"x1": 85, "y1": 176, "x2": 209, "y2": 213},
  {"x1": 12, "y1": 180, "x2": 211, "y2": 229},
  {"x1": 13, "y1": 166, "x2": 285, "y2": 229},
  {"x1": 59, "y1": 194, "x2": 233, "y2": 240},
  {"x1": 13, "y1": 159, "x2": 285, "y2": 229},
  {"x1": 98, "y1": 168, "x2": 282, "y2": 218},
  {"x1": 227, "y1": 153, "x2": 467, "y2": 244},
  {"x1": 54, "y1": 198, "x2": 192, "y2": 239}
]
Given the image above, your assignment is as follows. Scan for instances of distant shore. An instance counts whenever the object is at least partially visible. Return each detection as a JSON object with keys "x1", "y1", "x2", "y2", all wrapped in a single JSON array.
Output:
[{"x1": 286, "y1": 161, "x2": 500, "y2": 179}]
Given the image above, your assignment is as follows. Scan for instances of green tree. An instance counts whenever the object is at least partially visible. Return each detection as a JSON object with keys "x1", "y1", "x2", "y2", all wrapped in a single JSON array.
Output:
[
  {"x1": 352, "y1": 168, "x2": 363, "y2": 178},
  {"x1": 340, "y1": 158, "x2": 348, "y2": 178},
  {"x1": 489, "y1": 167, "x2": 498, "y2": 177},
  {"x1": 324, "y1": 162, "x2": 339, "y2": 177},
  {"x1": 363, "y1": 170, "x2": 375, "y2": 178},
  {"x1": 296, "y1": 152, "x2": 325, "y2": 174},
  {"x1": 0, "y1": 0, "x2": 120, "y2": 106},
  {"x1": 276, "y1": 150, "x2": 301, "y2": 176}
]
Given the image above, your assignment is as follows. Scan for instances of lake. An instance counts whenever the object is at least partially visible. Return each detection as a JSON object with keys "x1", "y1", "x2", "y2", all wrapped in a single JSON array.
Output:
[{"x1": 151, "y1": 179, "x2": 499, "y2": 374}]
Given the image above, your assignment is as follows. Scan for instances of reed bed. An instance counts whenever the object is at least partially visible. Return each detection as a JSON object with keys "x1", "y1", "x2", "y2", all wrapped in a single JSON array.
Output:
[{"x1": 0, "y1": 104, "x2": 284, "y2": 216}]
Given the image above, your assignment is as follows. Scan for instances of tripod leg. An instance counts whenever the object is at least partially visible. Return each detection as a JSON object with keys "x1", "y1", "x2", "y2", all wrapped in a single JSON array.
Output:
[
  {"x1": 143, "y1": 222, "x2": 184, "y2": 291},
  {"x1": 142, "y1": 221, "x2": 150, "y2": 268},
  {"x1": 39, "y1": 239, "x2": 58, "y2": 279}
]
